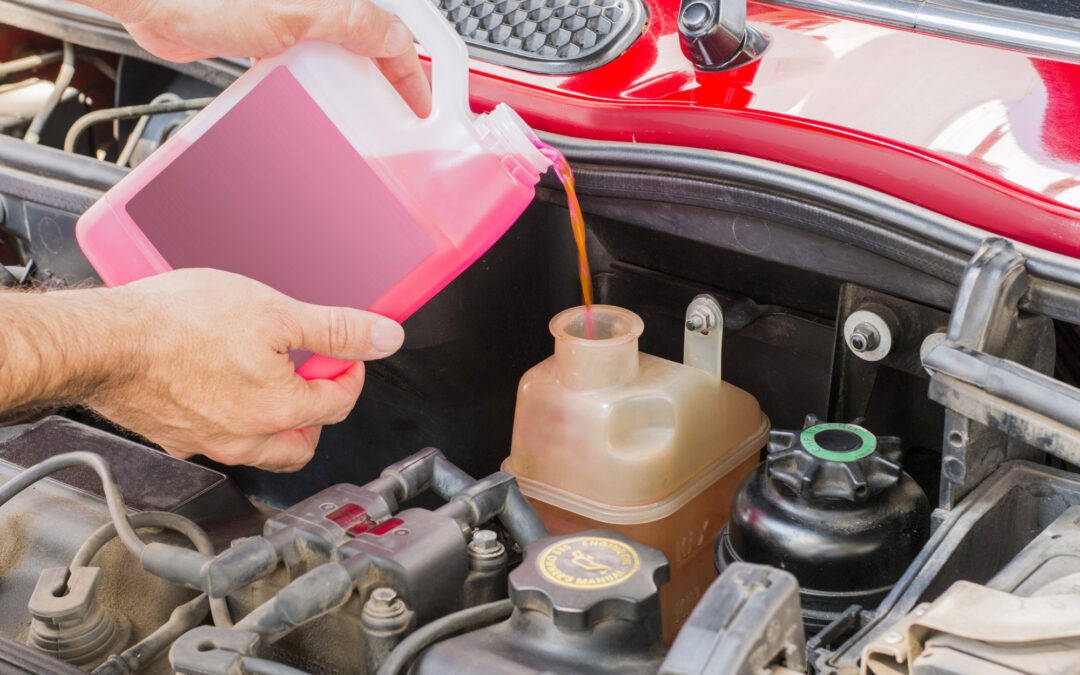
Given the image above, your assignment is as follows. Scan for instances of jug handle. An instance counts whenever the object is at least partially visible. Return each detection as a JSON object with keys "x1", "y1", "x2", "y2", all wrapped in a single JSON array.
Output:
[{"x1": 372, "y1": 0, "x2": 470, "y2": 122}]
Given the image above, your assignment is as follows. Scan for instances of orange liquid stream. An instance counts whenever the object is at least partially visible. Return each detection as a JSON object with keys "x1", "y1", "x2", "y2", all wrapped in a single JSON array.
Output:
[{"x1": 536, "y1": 142, "x2": 595, "y2": 338}]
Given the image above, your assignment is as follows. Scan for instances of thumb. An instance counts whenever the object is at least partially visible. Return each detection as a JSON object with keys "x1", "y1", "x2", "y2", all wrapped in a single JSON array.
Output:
[{"x1": 289, "y1": 302, "x2": 404, "y2": 361}]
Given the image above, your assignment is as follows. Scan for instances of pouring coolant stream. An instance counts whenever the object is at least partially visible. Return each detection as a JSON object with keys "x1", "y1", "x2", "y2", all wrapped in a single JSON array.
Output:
[{"x1": 535, "y1": 140, "x2": 597, "y2": 339}]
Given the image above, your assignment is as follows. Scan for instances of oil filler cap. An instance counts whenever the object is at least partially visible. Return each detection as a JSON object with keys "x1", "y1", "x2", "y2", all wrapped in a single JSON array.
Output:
[
  {"x1": 510, "y1": 530, "x2": 669, "y2": 630},
  {"x1": 766, "y1": 415, "x2": 903, "y2": 502}
]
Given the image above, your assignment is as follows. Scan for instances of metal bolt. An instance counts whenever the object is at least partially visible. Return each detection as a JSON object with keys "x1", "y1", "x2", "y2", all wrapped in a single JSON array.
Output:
[
  {"x1": 883, "y1": 631, "x2": 903, "y2": 645},
  {"x1": 468, "y1": 530, "x2": 506, "y2": 569},
  {"x1": 686, "y1": 304, "x2": 719, "y2": 334},
  {"x1": 363, "y1": 587, "x2": 406, "y2": 620},
  {"x1": 470, "y1": 530, "x2": 499, "y2": 552},
  {"x1": 848, "y1": 322, "x2": 880, "y2": 353},
  {"x1": 367, "y1": 583, "x2": 408, "y2": 622},
  {"x1": 843, "y1": 310, "x2": 894, "y2": 362},
  {"x1": 370, "y1": 587, "x2": 397, "y2": 608}
]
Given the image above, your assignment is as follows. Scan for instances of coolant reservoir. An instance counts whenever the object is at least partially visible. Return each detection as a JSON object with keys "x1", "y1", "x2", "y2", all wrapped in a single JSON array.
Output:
[{"x1": 503, "y1": 299, "x2": 768, "y2": 641}]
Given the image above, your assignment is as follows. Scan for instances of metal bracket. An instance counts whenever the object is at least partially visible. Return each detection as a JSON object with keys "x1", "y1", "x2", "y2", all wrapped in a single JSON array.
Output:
[
  {"x1": 926, "y1": 239, "x2": 1055, "y2": 510},
  {"x1": 684, "y1": 294, "x2": 724, "y2": 379},
  {"x1": 827, "y1": 285, "x2": 948, "y2": 451}
]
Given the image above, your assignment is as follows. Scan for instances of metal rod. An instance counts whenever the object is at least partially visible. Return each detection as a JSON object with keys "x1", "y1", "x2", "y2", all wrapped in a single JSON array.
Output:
[
  {"x1": 64, "y1": 96, "x2": 214, "y2": 153},
  {"x1": 24, "y1": 42, "x2": 75, "y2": 144},
  {"x1": 115, "y1": 92, "x2": 181, "y2": 167},
  {"x1": 0, "y1": 50, "x2": 63, "y2": 79}
]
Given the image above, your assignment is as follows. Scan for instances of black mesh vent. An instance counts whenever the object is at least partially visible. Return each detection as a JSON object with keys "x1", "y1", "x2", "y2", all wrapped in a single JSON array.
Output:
[{"x1": 434, "y1": 0, "x2": 647, "y2": 74}]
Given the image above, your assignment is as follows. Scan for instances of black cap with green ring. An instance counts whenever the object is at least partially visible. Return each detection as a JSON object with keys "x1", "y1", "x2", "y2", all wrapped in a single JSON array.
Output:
[
  {"x1": 767, "y1": 417, "x2": 903, "y2": 502},
  {"x1": 799, "y1": 423, "x2": 877, "y2": 463}
]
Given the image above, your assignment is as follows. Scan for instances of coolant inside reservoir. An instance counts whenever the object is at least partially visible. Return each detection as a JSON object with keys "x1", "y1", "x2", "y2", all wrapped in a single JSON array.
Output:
[{"x1": 506, "y1": 302, "x2": 768, "y2": 642}]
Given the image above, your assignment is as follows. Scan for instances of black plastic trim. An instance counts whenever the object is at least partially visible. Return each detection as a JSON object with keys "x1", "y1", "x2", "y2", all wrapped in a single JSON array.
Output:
[{"x1": 443, "y1": 0, "x2": 649, "y2": 75}]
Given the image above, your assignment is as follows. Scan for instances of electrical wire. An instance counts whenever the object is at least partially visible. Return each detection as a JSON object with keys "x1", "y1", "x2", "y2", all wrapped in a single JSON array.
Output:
[
  {"x1": 24, "y1": 41, "x2": 75, "y2": 144},
  {"x1": 0, "y1": 451, "x2": 147, "y2": 556},
  {"x1": 375, "y1": 599, "x2": 513, "y2": 675},
  {"x1": 64, "y1": 97, "x2": 214, "y2": 153},
  {"x1": 71, "y1": 510, "x2": 233, "y2": 628}
]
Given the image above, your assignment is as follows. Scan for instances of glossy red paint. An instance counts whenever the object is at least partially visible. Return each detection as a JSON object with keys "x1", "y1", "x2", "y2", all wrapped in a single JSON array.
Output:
[{"x1": 458, "y1": 2, "x2": 1080, "y2": 257}]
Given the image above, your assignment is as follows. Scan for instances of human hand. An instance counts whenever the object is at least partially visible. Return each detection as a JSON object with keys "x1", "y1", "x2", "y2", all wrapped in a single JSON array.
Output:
[
  {"x1": 87, "y1": 268, "x2": 404, "y2": 472},
  {"x1": 85, "y1": 0, "x2": 431, "y2": 116}
]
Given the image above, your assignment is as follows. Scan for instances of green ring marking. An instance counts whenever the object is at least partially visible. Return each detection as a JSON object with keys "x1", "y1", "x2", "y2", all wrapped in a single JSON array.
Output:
[{"x1": 800, "y1": 423, "x2": 876, "y2": 462}]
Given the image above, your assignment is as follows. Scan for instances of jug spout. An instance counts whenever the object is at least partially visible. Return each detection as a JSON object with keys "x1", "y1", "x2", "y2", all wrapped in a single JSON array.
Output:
[
  {"x1": 551, "y1": 305, "x2": 644, "y2": 390},
  {"x1": 475, "y1": 104, "x2": 552, "y2": 187}
]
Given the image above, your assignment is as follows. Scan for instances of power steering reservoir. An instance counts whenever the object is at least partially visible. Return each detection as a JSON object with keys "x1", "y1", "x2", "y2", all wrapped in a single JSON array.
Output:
[
  {"x1": 717, "y1": 417, "x2": 931, "y2": 633},
  {"x1": 503, "y1": 299, "x2": 768, "y2": 641}
]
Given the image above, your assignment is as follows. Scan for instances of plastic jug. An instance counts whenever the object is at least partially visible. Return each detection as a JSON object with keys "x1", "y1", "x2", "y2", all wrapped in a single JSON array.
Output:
[
  {"x1": 502, "y1": 303, "x2": 769, "y2": 642},
  {"x1": 75, "y1": 0, "x2": 552, "y2": 379}
]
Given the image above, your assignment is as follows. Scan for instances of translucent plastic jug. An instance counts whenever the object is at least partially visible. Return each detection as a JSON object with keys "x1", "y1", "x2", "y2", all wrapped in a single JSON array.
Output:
[
  {"x1": 76, "y1": 0, "x2": 551, "y2": 379},
  {"x1": 503, "y1": 303, "x2": 768, "y2": 641}
]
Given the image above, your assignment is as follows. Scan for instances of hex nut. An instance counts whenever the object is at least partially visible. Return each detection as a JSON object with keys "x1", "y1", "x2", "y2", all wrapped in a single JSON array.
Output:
[{"x1": 843, "y1": 310, "x2": 893, "y2": 362}]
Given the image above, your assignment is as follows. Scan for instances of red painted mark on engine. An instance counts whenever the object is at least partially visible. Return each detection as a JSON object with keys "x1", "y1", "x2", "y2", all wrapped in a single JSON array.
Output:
[
  {"x1": 370, "y1": 518, "x2": 405, "y2": 535},
  {"x1": 326, "y1": 503, "x2": 375, "y2": 535}
]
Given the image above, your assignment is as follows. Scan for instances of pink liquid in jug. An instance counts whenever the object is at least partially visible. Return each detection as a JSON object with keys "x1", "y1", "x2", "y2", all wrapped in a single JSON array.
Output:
[
  {"x1": 79, "y1": 64, "x2": 545, "y2": 380},
  {"x1": 535, "y1": 142, "x2": 596, "y2": 339}
]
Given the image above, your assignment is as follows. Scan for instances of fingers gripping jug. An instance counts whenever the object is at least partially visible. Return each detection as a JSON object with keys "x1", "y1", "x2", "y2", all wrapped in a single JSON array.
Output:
[{"x1": 75, "y1": 0, "x2": 552, "y2": 379}]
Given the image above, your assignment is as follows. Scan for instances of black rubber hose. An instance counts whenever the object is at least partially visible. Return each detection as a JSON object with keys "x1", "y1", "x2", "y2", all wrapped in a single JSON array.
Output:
[
  {"x1": 375, "y1": 599, "x2": 513, "y2": 675},
  {"x1": 63, "y1": 97, "x2": 214, "y2": 153},
  {"x1": 0, "y1": 451, "x2": 146, "y2": 556},
  {"x1": 71, "y1": 510, "x2": 233, "y2": 628},
  {"x1": 24, "y1": 41, "x2": 75, "y2": 144}
]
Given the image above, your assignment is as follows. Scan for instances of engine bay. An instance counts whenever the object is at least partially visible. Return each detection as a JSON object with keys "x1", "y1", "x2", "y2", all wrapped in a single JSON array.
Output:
[{"x1": 4, "y1": 6, "x2": 1080, "y2": 675}]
